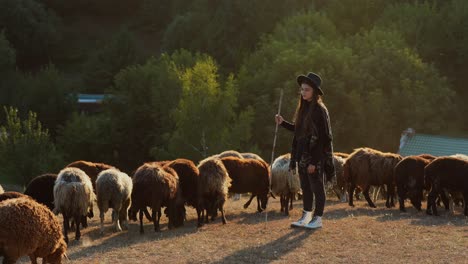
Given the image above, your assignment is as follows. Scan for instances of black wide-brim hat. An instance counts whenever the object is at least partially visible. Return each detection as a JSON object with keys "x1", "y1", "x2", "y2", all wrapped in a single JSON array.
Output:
[{"x1": 297, "y1": 72, "x2": 323, "y2": 95}]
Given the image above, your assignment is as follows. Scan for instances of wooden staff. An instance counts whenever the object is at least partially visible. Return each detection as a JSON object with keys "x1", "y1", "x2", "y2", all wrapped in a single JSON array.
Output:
[{"x1": 270, "y1": 89, "x2": 284, "y2": 166}]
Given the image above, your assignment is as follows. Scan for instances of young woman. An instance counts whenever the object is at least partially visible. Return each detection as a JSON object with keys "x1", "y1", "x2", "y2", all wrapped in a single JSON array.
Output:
[{"x1": 275, "y1": 72, "x2": 334, "y2": 229}]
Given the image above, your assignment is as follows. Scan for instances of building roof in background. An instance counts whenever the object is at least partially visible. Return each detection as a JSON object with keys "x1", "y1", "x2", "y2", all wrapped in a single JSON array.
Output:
[
  {"x1": 77, "y1": 94, "x2": 107, "y2": 104},
  {"x1": 398, "y1": 133, "x2": 468, "y2": 157}
]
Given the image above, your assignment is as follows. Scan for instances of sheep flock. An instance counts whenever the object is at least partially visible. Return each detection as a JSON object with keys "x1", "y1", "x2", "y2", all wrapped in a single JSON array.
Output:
[{"x1": 0, "y1": 148, "x2": 467, "y2": 263}]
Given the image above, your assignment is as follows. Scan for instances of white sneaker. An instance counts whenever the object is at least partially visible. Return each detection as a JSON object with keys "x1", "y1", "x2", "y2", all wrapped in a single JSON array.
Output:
[
  {"x1": 305, "y1": 216, "x2": 322, "y2": 229},
  {"x1": 291, "y1": 210, "x2": 312, "y2": 227}
]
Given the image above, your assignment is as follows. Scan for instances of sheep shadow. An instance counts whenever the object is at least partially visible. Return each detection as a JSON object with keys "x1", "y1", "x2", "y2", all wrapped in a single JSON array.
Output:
[
  {"x1": 66, "y1": 220, "x2": 200, "y2": 261},
  {"x1": 221, "y1": 210, "x2": 289, "y2": 225},
  {"x1": 324, "y1": 201, "x2": 468, "y2": 227},
  {"x1": 211, "y1": 228, "x2": 315, "y2": 264}
]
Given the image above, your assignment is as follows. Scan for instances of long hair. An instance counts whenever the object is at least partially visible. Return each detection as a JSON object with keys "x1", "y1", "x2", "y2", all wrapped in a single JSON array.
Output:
[{"x1": 293, "y1": 93, "x2": 322, "y2": 138}]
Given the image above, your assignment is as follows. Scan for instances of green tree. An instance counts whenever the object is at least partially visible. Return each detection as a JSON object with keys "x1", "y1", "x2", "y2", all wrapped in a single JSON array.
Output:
[
  {"x1": 0, "y1": 31, "x2": 15, "y2": 71},
  {"x1": 166, "y1": 57, "x2": 254, "y2": 161},
  {"x1": 162, "y1": 0, "x2": 313, "y2": 70},
  {"x1": 56, "y1": 112, "x2": 114, "y2": 165},
  {"x1": 0, "y1": 107, "x2": 63, "y2": 186},
  {"x1": 0, "y1": 0, "x2": 62, "y2": 68},
  {"x1": 0, "y1": 31, "x2": 19, "y2": 109},
  {"x1": 323, "y1": 0, "x2": 390, "y2": 35},
  {"x1": 238, "y1": 11, "x2": 456, "y2": 155},
  {"x1": 21, "y1": 64, "x2": 76, "y2": 133},
  {"x1": 84, "y1": 27, "x2": 139, "y2": 91}
]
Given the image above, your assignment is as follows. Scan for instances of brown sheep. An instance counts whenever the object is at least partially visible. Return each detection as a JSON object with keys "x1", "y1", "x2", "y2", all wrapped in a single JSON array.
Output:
[
  {"x1": 394, "y1": 155, "x2": 435, "y2": 212},
  {"x1": 0, "y1": 191, "x2": 27, "y2": 202},
  {"x1": 425, "y1": 156, "x2": 468, "y2": 216},
  {"x1": 66, "y1": 160, "x2": 115, "y2": 191},
  {"x1": 345, "y1": 148, "x2": 402, "y2": 208},
  {"x1": 197, "y1": 157, "x2": 231, "y2": 226},
  {"x1": 0, "y1": 197, "x2": 67, "y2": 264},
  {"x1": 128, "y1": 163, "x2": 184, "y2": 233},
  {"x1": 24, "y1": 173, "x2": 57, "y2": 211},
  {"x1": 220, "y1": 157, "x2": 271, "y2": 212},
  {"x1": 165, "y1": 159, "x2": 201, "y2": 223}
]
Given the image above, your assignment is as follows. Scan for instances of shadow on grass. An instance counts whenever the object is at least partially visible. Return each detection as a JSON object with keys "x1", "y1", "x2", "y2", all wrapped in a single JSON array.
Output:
[
  {"x1": 325, "y1": 202, "x2": 468, "y2": 227},
  {"x1": 66, "y1": 219, "x2": 200, "y2": 261},
  {"x1": 211, "y1": 228, "x2": 316, "y2": 264}
]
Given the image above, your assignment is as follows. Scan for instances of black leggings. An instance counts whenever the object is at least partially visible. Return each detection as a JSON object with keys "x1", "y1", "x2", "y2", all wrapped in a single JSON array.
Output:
[{"x1": 299, "y1": 164, "x2": 326, "y2": 216}]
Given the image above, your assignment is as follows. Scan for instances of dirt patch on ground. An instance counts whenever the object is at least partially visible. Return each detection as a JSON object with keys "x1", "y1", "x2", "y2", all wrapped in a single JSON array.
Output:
[{"x1": 11, "y1": 196, "x2": 468, "y2": 263}]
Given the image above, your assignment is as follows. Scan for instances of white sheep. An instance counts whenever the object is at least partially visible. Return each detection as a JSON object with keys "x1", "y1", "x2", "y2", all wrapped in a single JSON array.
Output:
[
  {"x1": 96, "y1": 168, "x2": 133, "y2": 234},
  {"x1": 0, "y1": 184, "x2": 4, "y2": 194},
  {"x1": 271, "y1": 153, "x2": 301, "y2": 215},
  {"x1": 53, "y1": 167, "x2": 95, "y2": 243},
  {"x1": 0, "y1": 197, "x2": 67, "y2": 263}
]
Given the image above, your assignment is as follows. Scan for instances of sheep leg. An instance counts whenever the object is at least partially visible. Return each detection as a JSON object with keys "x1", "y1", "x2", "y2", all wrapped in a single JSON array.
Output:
[
  {"x1": 219, "y1": 199, "x2": 227, "y2": 224},
  {"x1": 463, "y1": 191, "x2": 468, "y2": 216},
  {"x1": 139, "y1": 210, "x2": 144, "y2": 234},
  {"x1": 440, "y1": 191, "x2": 450, "y2": 211},
  {"x1": 74, "y1": 215, "x2": 81, "y2": 241},
  {"x1": 289, "y1": 193, "x2": 294, "y2": 210},
  {"x1": 153, "y1": 204, "x2": 161, "y2": 232},
  {"x1": 397, "y1": 183, "x2": 407, "y2": 212},
  {"x1": 28, "y1": 254, "x2": 38, "y2": 264},
  {"x1": 204, "y1": 208, "x2": 209, "y2": 223},
  {"x1": 113, "y1": 202, "x2": 123, "y2": 232},
  {"x1": 143, "y1": 208, "x2": 152, "y2": 222},
  {"x1": 427, "y1": 189, "x2": 439, "y2": 216},
  {"x1": 244, "y1": 194, "x2": 255, "y2": 209},
  {"x1": 256, "y1": 196, "x2": 263, "y2": 212},
  {"x1": 100, "y1": 211, "x2": 105, "y2": 235},
  {"x1": 63, "y1": 215, "x2": 70, "y2": 244},
  {"x1": 348, "y1": 183, "x2": 356, "y2": 207},
  {"x1": 81, "y1": 215, "x2": 88, "y2": 228},
  {"x1": 120, "y1": 199, "x2": 131, "y2": 230},
  {"x1": 196, "y1": 206, "x2": 203, "y2": 227},
  {"x1": 280, "y1": 195, "x2": 285, "y2": 212},
  {"x1": 2, "y1": 256, "x2": 18, "y2": 264},
  {"x1": 386, "y1": 184, "x2": 396, "y2": 208},
  {"x1": 363, "y1": 186, "x2": 376, "y2": 208}
]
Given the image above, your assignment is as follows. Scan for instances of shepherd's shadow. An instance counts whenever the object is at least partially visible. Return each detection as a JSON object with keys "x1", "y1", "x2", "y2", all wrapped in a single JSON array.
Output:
[{"x1": 211, "y1": 228, "x2": 315, "y2": 264}]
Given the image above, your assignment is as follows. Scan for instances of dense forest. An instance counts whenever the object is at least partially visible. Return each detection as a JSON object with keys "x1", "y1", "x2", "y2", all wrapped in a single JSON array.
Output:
[{"x1": 1, "y1": 0, "x2": 467, "y2": 185}]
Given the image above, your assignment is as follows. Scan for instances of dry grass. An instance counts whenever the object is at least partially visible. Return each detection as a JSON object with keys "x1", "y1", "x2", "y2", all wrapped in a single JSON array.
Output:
[{"x1": 10, "y1": 196, "x2": 468, "y2": 264}]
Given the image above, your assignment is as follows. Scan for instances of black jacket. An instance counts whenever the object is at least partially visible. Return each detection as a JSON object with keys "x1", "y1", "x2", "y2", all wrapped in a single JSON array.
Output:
[{"x1": 281, "y1": 102, "x2": 335, "y2": 180}]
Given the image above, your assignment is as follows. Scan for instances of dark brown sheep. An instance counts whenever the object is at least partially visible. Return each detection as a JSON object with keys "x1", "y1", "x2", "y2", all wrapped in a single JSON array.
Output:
[
  {"x1": 165, "y1": 159, "x2": 201, "y2": 224},
  {"x1": 24, "y1": 173, "x2": 57, "y2": 211},
  {"x1": 197, "y1": 157, "x2": 231, "y2": 226},
  {"x1": 66, "y1": 160, "x2": 115, "y2": 191},
  {"x1": 394, "y1": 155, "x2": 434, "y2": 212},
  {"x1": 0, "y1": 197, "x2": 67, "y2": 264},
  {"x1": 425, "y1": 156, "x2": 468, "y2": 216},
  {"x1": 0, "y1": 191, "x2": 27, "y2": 202},
  {"x1": 220, "y1": 157, "x2": 271, "y2": 212},
  {"x1": 128, "y1": 163, "x2": 184, "y2": 233},
  {"x1": 344, "y1": 148, "x2": 402, "y2": 208}
]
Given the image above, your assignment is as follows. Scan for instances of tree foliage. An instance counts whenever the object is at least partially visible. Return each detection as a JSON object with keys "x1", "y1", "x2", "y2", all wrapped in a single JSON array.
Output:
[
  {"x1": 166, "y1": 57, "x2": 254, "y2": 161},
  {"x1": 0, "y1": 107, "x2": 63, "y2": 186},
  {"x1": 0, "y1": 0, "x2": 62, "y2": 68}
]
